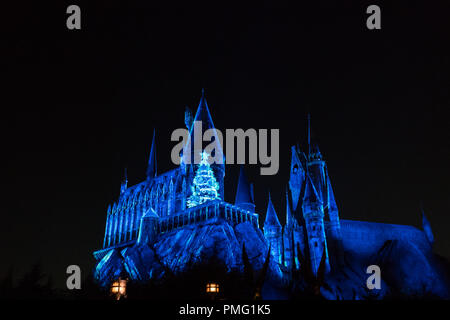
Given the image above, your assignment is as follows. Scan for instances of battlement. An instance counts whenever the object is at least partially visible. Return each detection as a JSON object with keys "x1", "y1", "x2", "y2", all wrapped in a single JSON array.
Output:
[
  {"x1": 99, "y1": 200, "x2": 260, "y2": 253},
  {"x1": 158, "y1": 200, "x2": 259, "y2": 234}
]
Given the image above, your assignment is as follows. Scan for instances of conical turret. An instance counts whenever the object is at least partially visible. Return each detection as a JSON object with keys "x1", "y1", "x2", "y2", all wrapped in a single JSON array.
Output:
[
  {"x1": 235, "y1": 166, "x2": 255, "y2": 212},
  {"x1": 264, "y1": 193, "x2": 281, "y2": 229},
  {"x1": 183, "y1": 89, "x2": 225, "y2": 199},
  {"x1": 184, "y1": 89, "x2": 224, "y2": 164},
  {"x1": 264, "y1": 192, "x2": 282, "y2": 264}
]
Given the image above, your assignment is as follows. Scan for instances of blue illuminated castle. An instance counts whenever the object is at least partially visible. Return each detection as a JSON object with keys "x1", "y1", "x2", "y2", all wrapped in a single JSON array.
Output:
[{"x1": 93, "y1": 91, "x2": 449, "y2": 299}]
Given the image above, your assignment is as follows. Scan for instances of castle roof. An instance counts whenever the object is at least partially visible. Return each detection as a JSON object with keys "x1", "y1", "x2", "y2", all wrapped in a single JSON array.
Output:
[
  {"x1": 264, "y1": 192, "x2": 281, "y2": 228},
  {"x1": 184, "y1": 89, "x2": 224, "y2": 164},
  {"x1": 326, "y1": 172, "x2": 338, "y2": 212},
  {"x1": 235, "y1": 166, "x2": 254, "y2": 206},
  {"x1": 192, "y1": 88, "x2": 215, "y2": 132}
]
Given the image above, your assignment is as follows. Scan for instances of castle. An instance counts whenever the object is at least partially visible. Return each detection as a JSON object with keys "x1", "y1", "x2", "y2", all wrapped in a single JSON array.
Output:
[{"x1": 93, "y1": 91, "x2": 440, "y2": 297}]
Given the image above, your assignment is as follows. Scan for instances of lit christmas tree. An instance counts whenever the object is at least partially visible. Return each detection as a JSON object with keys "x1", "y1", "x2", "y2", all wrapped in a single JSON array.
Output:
[{"x1": 187, "y1": 151, "x2": 221, "y2": 208}]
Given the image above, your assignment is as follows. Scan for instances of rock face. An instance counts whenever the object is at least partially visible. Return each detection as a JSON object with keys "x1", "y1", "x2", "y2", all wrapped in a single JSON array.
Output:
[
  {"x1": 370, "y1": 240, "x2": 449, "y2": 298},
  {"x1": 317, "y1": 240, "x2": 450, "y2": 300},
  {"x1": 95, "y1": 218, "x2": 450, "y2": 299},
  {"x1": 95, "y1": 218, "x2": 279, "y2": 288}
]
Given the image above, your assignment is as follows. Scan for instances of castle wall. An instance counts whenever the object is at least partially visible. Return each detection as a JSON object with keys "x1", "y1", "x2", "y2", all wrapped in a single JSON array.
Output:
[{"x1": 339, "y1": 219, "x2": 432, "y2": 260}]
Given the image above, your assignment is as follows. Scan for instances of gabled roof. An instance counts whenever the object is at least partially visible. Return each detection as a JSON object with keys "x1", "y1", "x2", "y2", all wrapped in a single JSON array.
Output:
[{"x1": 142, "y1": 207, "x2": 159, "y2": 219}]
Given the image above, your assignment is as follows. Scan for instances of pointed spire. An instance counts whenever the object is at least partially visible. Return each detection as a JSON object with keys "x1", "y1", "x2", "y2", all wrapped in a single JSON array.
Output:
[
  {"x1": 120, "y1": 168, "x2": 128, "y2": 194},
  {"x1": 326, "y1": 172, "x2": 338, "y2": 212},
  {"x1": 192, "y1": 88, "x2": 215, "y2": 131},
  {"x1": 184, "y1": 89, "x2": 224, "y2": 164},
  {"x1": 235, "y1": 166, "x2": 255, "y2": 211},
  {"x1": 146, "y1": 129, "x2": 157, "y2": 179},
  {"x1": 421, "y1": 208, "x2": 434, "y2": 245},
  {"x1": 264, "y1": 192, "x2": 281, "y2": 229}
]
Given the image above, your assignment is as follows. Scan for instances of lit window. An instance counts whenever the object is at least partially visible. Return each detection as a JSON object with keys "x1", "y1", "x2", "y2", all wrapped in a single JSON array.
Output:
[
  {"x1": 206, "y1": 282, "x2": 219, "y2": 293},
  {"x1": 110, "y1": 278, "x2": 127, "y2": 300}
]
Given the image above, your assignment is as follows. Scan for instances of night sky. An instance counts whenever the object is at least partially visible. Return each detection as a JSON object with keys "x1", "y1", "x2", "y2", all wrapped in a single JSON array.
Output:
[{"x1": 5, "y1": 0, "x2": 450, "y2": 289}]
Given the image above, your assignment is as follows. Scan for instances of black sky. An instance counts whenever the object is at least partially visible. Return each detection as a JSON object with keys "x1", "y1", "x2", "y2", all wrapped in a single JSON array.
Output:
[{"x1": 5, "y1": 0, "x2": 450, "y2": 288}]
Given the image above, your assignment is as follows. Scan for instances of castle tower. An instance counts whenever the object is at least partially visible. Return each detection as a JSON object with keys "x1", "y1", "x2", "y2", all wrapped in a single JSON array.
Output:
[
  {"x1": 264, "y1": 193, "x2": 282, "y2": 264},
  {"x1": 283, "y1": 188, "x2": 294, "y2": 269},
  {"x1": 137, "y1": 207, "x2": 159, "y2": 245},
  {"x1": 307, "y1": 144, "x2": 327, "y2": 202},
  {"x1": 326, "y1": 171, "x2": 343, "y2": 266},
  {"x1": 146, "y1": 129, "x2": 157, "y2": 180},
  {"x1": 302, "y1": 175, "x2": 329, "y2": 275},
  {"x1": 283, "y1": 187, "x2": 305, "y2": 272},
  {"x1": 184, "y1": 89, "x2": 225, "y2": 200},
  {"x1": 234, "y1": 166, "x2": 255, "y2": 212}
]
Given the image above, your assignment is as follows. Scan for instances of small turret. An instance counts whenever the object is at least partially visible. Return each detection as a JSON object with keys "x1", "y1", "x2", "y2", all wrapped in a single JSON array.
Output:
[
  {"x1": 302, "y1": 175, "x2": 329, "y2": 275},
  {"x1": 421, "y1": 209, "x2": 435, "y2": 246},
  {"x1": 184, "y1": 89, "x2": 225, "y2": 199},
  {"x1": 120, "y1": 168, "x2": 128, "y2": 195},
  {"x1": 235, "y1": 166, "x2": 255, "y2": 212},
  {"x1": 137, "y1": 208, "x2": 159, "y2": 245},
  {"x1": 264, "y1": 193, "x2": 281, "y2": 229},
  {"x1": 264, "y1": 193, "x2": 282, "y2": 264}
]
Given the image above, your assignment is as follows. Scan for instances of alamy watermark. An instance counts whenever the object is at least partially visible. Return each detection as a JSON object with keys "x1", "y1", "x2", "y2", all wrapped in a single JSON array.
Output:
[{"x1": 171, "y1": 121, "x2": 279, "y2": 175}]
